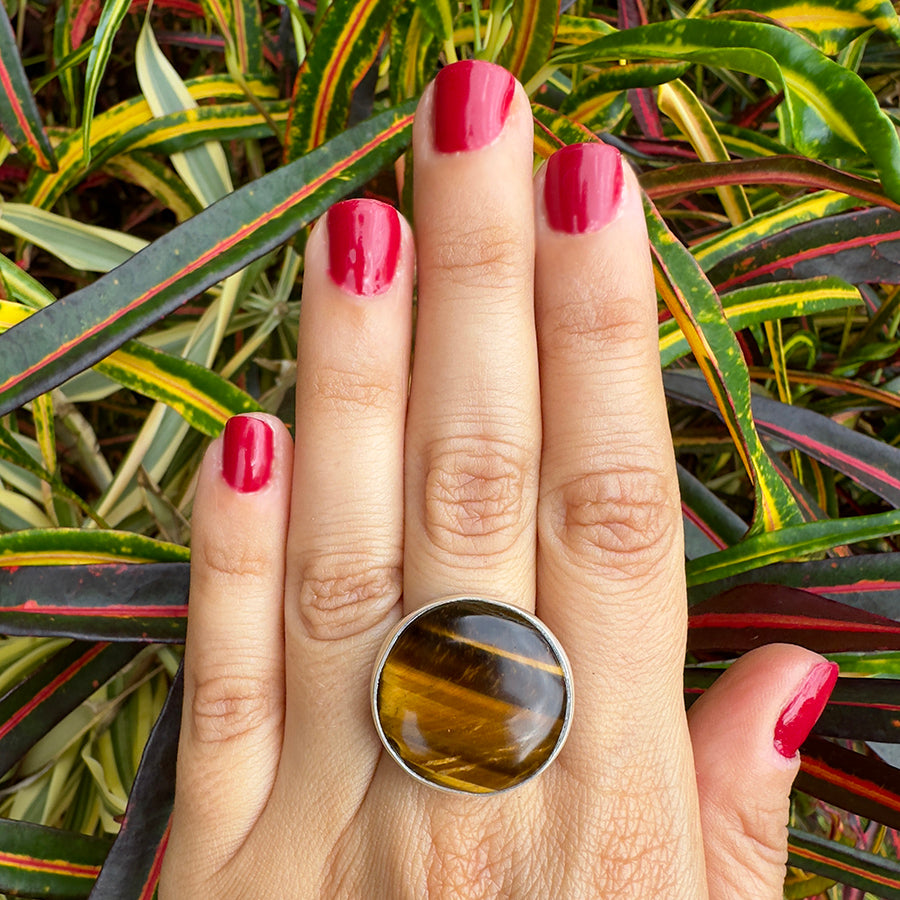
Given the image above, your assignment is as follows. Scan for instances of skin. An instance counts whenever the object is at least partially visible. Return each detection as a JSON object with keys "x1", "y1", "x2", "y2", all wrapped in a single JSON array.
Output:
[{"x1": 159, "y1": 68, "x2": 831, "y2": 899}]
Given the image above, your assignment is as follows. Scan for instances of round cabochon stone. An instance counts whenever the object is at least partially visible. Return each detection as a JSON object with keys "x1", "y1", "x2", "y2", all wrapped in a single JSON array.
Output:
[{"x1": 372, "y1": 597, "x2": 573, "y2": 794}]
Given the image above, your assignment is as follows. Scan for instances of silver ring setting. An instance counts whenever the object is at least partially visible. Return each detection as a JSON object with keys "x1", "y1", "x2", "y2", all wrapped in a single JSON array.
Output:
[{"x1": 371, "y1": 596, "x2": 573, "y2": 795}]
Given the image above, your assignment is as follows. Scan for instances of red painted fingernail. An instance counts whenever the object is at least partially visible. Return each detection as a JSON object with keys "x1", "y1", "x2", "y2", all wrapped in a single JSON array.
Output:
[
  {"x1": 326, "y1": 199, "x2": 401, "y2": 297},
  {"x1": 222, "y1": 415, "x2": 274, "y2": 493},
  {"x1": 774, "y1": 661, "x2": 839, "y2": 759},
  {"x1": 433, "y1": 59, "x2": 515, "y2": 153},
  {"x1": 544, "y1": 143, "x2": 625, "y2": 234}
]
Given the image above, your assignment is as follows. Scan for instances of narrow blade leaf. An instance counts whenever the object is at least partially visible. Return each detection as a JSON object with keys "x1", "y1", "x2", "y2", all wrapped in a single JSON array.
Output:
[
  {"x1": 0, "y1": 819, "x2": 111, "y2": 900},
  {"x1": 0, "y1": 4, "x2": 57, "y2": 171},
  {"x1": 0, "y1": 564, "x2": 189, "y2": 642}
]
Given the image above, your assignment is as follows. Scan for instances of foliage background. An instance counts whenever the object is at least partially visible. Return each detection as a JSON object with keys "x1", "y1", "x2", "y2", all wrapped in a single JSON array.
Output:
[{"x1": 0, "y1": 0, "x2": 900, "y2": 896}]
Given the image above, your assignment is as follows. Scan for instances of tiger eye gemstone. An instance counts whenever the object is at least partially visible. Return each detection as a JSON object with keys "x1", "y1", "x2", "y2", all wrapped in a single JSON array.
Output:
[{"x1": 371, "y1": 597, "x2": 572, "y2": 794}]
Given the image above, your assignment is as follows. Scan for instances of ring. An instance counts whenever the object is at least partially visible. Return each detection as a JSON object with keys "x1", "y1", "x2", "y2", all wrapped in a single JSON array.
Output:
[{"x1": 370, "y1": 596, "x2": 573, "y2": 795}]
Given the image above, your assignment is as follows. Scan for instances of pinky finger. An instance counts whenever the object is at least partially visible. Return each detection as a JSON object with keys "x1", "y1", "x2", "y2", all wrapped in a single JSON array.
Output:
[
  {"x1": 160, "y1": 413, "x2": 292, "y2": 891},
  {"x1": 688, "y1": 643, "x2": 838, "y2": 900}
]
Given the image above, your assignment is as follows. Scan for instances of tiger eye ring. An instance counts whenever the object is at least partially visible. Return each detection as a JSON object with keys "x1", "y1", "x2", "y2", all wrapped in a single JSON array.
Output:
[{"x1": 370, "y1": 596, "x2": 573, "y2": 795}]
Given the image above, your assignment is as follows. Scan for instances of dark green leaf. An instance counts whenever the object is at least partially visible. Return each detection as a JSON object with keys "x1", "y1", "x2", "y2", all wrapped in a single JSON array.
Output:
[
  {"x1": 0, "y1": 564, "x2": 189, "y2": 643},
  {"x1": 0, "y1": 818, "x2": 111, "y2": 900},
  {"x1": 88, "y1": 665, "x2": 182, "y2": 900}
]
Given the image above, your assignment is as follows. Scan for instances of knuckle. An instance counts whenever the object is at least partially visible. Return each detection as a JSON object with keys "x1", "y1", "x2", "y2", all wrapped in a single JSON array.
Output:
[
  {"x1": 423, "y1": 439, "x2": 532, "y2": 557},
  {"x1": 429, "y1": 220, "x2": 528, "y2": 293},
  {"x1": 195, "y1": 538, "x2": 275, "y2": 583},
  {"x1": 542, "y1": 294, "x2": 652, "y2": 358},
  {"x1": 189, "y1": 670, "x2": 280, "y2": 746},
  {"x1": 298, "y1": 555, "x2": 402, "y2": 641},
  {"x1": 545, "y1": 465, "x2": 680, "y2": 579},
  {"x1": 311, "y1": 364, "x2": 401, "y2": 416}
]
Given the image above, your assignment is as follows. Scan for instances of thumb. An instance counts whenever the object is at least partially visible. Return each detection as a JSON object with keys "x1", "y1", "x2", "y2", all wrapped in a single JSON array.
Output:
[{"x1": 688, "y1": 643, "x2": 838, "y2": 900}]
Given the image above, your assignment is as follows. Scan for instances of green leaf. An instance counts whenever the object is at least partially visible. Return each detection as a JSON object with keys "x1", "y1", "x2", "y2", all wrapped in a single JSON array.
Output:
[
  {"x1": 0, "y1": 3, "x2": 57, "y2": 171},
  {"x1": 414, "y1": 0, "x2": 454, "y2": 41},
  {"x1": 685, "y1": 508, "x2": 900, "y2": 586},
  {"x1": 686, "y1": 552, "x2": 900, "y2": 613},
  {"x1": 691, "y1": 191, "x2": 860, "y2": 271},
  {"x1": 0, "y1": 300, "x2": 261, "y2": 435},
  {"x1": 285, "y1": 0, "x2": 402, "y2": 160},
  {"x1": 0, "y1": 641, "x2": 142, "y2": 777},
  {"x1": 25, "y1": 74, "x2": 281, "y2": 210},
  {"x1": 659, "y1": 277, "x2": 862, "y2": 367},
  {"x1": 640, "y1": 156, "x2": 900, "y2": 214},
  {"x1": 554, "y1": 19, "x2": 900, "y2": 200},
  {"x1": 0, "y1": 563, "x2": 188, "y2": 643},
  {"x1": 0, "y1": 203, "x2": 147, "y2": 273},
  {"x1": 0, "y1": 529, "x2": 189, "y2": 565},
  {"x1": 89, "y1": 665, "x2": 182, "y2": 900},
  {"x1": 665, "y1": 370, "x2": 900, "y2": 509},
  {"x1": 82, "y1": 0, "x2": 133, "y2": 166},
  {"x1": 646, "y1": 197, "x2": 805, "y2": 533},
  {"x1": 136, "y1": 16, "x2": 233, "y2": 207},
  {"x1": 0, "y1": 99, "x2": 416, "y2": 416},
  {"x1": 721, "y1": 0, "x2": 900, "y2": 55},
  {"x1": 0, "y1": 818, "x2": 111, "y2": 899},
  {"x1": 788, "y1": 827, "x2": 900, "y2": 896},
  {"x1": 499, "y1": 0, "x2": 558, "y2": 84},
  {"x1": 706, "y1": 207, "x2": 900, "y2": 290}
]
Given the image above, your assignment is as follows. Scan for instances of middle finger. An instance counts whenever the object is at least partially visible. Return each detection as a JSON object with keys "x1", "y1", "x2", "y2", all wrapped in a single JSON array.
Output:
[{"x1": 404, "y1": 60, "x2": 540, "y2": 613}]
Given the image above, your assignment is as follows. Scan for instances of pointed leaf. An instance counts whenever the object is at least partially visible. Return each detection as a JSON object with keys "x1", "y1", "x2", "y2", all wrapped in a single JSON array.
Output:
[
  {"x1": 640, "y1": 156, "x2": 899, "y2": 214},
  {"x1": 136, "y1": 17, "x2": 233, "y2": 206},
  {"x1": 1, "y1": 302, "x2": 263, "y2": 436},
  {"x1": 88, "y1": 664, "x2": 182, "y2": 900},
  {"x1": 0, "y1": 4, "x2": 57, "y2": 171},
  {"x1": 721, "y1": 0, "x2": 900, "y2": 54},
  {"x1": 285, "y1": 0, "x2": 402, "y2": 160},
  {"x1": 685, "y1": 508, "x2": 900, "y2": 586},
  {"x1": 499, "y1": 0, "x2": 558, "y2": 84},
  {"x1": 0, "y1": 203, "x2": 147, "y2": 272},
  {"x1": 0, "y1": 529, "x2": 189, "y2": 565},
  {"x1": 687, "y1": 552, "x2": 900, "y2": 617},
  {"x1": 647, "y1": 197, "x2": 804, "y2": 533},
  {"x1": 659, "y1": 277, "x2": 862, "y2": 367},
  {"x1": 82, "y1": 0, "x2": 133, "y2": 165},
  {"x1": 0, "y1": 100, "x2": 416, "y2": 416}
]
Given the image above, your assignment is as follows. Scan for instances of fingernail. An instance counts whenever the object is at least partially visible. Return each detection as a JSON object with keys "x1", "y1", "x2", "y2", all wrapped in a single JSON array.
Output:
[
  {"x1": 433, "y1": 59, "x2": 515, "y2": 153},
  {"x1": 544, "y1": 143, "x2": 625, "y2": 234},
  {"x1": 326, "y1": 199, "x2": 401, "y2": 297},
  {"x1": 222, "y1": 415, "x2": 274, "y2": 493},
  {"x1": 774, "y1": 661, "x2": 839, "y2": 759}
]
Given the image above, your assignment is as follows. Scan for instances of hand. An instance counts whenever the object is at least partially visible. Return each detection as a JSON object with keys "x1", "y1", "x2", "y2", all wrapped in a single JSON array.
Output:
[{"x1": 159, "y1": 60, "x2": 837, "y2": 899}]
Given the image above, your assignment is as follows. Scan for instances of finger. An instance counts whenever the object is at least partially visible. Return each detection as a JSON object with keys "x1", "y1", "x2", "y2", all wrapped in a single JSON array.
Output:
[
  {"x1": 688, "y1": 645, "x2": 838, "y2": 900},
  {"x1": 404, "y1": 60, "x2": 541, "y2": 613},
  {"x1": 535, "y1": 143, "x2": 685, "y2": 729},
  {"x1": 163, "y1": 412, "x2": 292, "y2": 886},
  {"x1": 268, "y1": 199, "x2": 413, "y2": 833},
  {"x1": 534, "y1": 144, "x2": 704, "y2": 891}
]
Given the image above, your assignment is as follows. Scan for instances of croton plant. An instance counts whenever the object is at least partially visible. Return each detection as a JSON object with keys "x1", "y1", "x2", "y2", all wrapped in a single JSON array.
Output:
[{"x1": 0, "y1": 0, "x2": 899, "y2": 897}]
